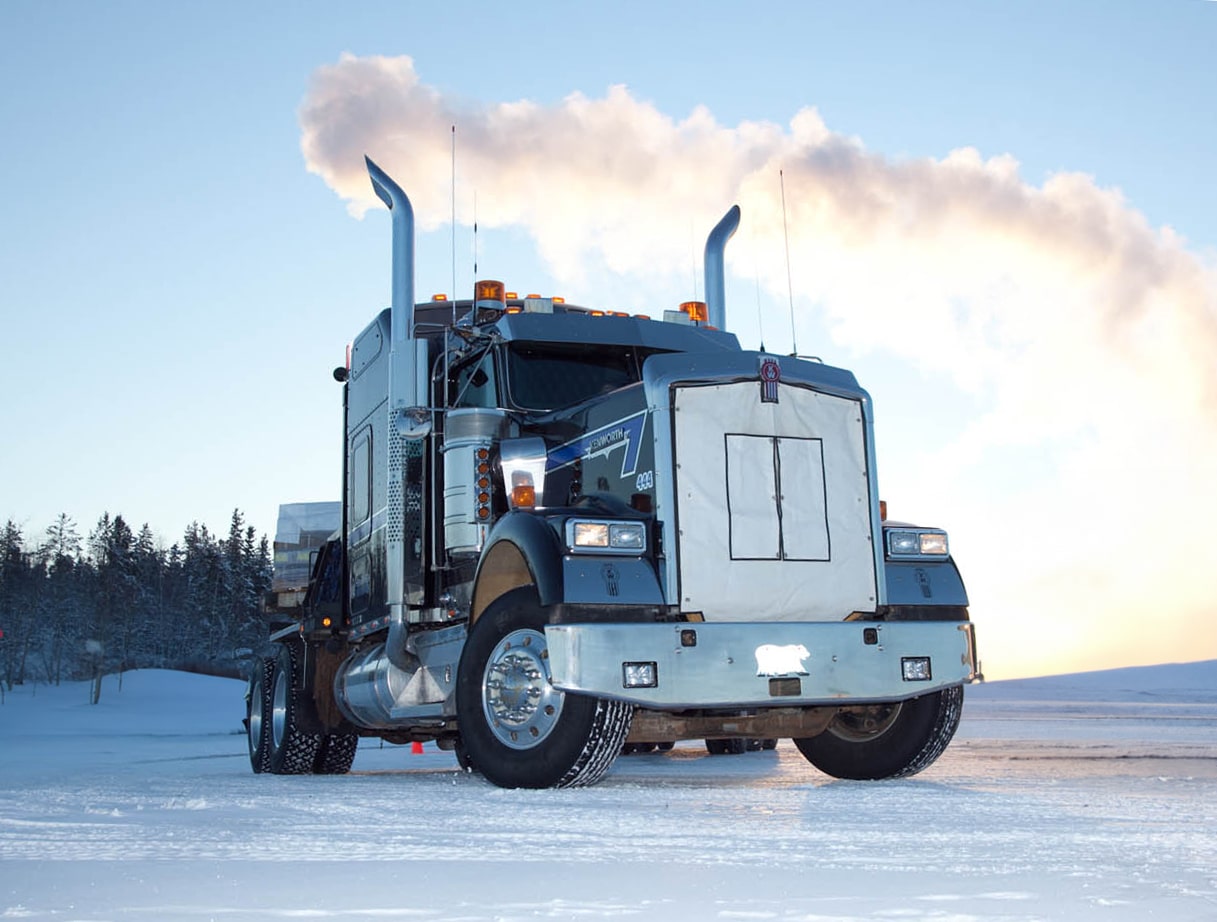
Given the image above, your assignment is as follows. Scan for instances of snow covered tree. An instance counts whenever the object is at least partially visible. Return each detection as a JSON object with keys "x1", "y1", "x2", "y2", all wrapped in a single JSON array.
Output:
[
  {"x1": 36, "y1": 515, "x2": 85, "y2": 685},
  {"x1": 0, "y1": 521, "x2": 36, "y2": 690}
]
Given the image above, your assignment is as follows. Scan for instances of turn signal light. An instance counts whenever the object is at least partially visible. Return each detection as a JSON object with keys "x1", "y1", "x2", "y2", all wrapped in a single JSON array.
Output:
[{"x1": 510, "y1": 471, "x2": 537, "y2": 508}]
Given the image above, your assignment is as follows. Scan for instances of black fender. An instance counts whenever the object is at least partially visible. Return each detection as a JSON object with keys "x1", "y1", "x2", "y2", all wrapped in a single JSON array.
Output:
[
  {"x1": 471, "y1": 512, "x2": 566, "y2": 621},
  {"x1": 470, "y1": 510, "x2": 667, "y2": 623}
]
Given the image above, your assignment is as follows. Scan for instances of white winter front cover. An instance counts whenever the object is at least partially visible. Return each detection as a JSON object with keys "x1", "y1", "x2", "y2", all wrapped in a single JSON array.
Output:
[{"x1": 673, "y1": 382, "x2": 876, "y2": 622}]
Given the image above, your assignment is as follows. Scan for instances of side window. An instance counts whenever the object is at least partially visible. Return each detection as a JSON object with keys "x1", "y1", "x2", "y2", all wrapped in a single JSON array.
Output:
[
  {"x1": 451, "y1": 351, "x2": 498, "y2": 408},
  {"x1": 350, "y1": 432, "x2": 371, "y2": 528}
]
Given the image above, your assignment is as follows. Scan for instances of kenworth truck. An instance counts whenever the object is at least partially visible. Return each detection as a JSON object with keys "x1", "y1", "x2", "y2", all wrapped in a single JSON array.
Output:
[{"x1": 244, "y1": 158, "x2": 980, "y2": 788}]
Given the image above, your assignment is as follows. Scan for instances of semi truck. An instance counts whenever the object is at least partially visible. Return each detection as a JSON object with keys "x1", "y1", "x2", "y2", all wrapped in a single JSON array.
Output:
[{"x1": 245, "y1": 157, "x2": 980, "y2": 789}]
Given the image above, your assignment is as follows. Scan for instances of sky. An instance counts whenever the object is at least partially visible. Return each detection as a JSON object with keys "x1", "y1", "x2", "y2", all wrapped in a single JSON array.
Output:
[{"x1": 1, "y1": 1, "x2": 1215, "y2": 680}]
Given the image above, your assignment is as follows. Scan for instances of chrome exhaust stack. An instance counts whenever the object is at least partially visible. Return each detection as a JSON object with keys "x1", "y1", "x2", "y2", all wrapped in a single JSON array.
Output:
[
  {"x1": 704, "y1": 204, "x2": 740, "y2": 331},
  {"x1": 366, "y1": 156, "x2": 416, "y2": 348}
]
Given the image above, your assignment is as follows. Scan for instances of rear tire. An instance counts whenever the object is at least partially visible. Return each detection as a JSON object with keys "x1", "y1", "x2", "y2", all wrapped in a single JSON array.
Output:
[
  {"x1": 314, "y1": 733, "x2": 359, "y2": 774},
  {"x1": 246, "y1": 657, "x2": 274, "y2": 774},
  {"x1": 794, "y1": 685, "x2": 964, "y2": 780},
  {"x1": 455, "y1": 587, "x2": 632, "y2": 789},
  {"x1": 268, "y1": 643, "x2": 323, "y2": 775}
]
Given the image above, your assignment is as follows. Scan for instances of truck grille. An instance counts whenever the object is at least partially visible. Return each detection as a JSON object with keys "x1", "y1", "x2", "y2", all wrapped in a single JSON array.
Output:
[{"x1": 672, "y1": 381, "x2": 877, "y2": 622}]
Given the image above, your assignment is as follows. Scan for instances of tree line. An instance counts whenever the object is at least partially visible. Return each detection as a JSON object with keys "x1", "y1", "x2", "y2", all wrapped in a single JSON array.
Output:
[{"x1": 0, "y1": 510, "x2": 272, "y2": 698}]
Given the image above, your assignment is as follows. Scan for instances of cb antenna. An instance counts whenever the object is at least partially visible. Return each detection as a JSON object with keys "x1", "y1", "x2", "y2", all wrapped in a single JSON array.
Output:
[
  {"x1": 754, "y1": 261, "x2": 767, "y2": 353},
  {"x1": 780, "y1": 169, "x2": 798, "y2": 356},
  {"x1": 690, "y1": 219, "x2": 699, "y2": 300},
  {"x1": 451, "y1": 125, "x2": 457, "y2": 327}
]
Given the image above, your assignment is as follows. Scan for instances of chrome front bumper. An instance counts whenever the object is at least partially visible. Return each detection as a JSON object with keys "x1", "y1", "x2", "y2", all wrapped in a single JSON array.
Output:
[{"x1": 545, "y1": 620, "x2": 979, "y2": 709}]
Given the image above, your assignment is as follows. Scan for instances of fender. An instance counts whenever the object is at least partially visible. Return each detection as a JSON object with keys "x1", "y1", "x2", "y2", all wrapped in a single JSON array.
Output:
[
  {"x1": 470, "y1": 512, "x2": 566, "y2": 621},
  {"x1": 470, "y1": 510, "x2": 667, "y2": 622}
]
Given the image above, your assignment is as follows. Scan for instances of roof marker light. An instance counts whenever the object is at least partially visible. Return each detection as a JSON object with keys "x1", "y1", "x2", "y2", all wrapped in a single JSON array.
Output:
[{"x1": 680, "y1": 301, "x2": 708, "y2": 323}]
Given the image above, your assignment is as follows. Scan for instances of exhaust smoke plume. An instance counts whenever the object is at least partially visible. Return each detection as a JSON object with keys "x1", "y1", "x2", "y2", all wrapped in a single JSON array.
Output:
[{"x1": 300, "y1": 54, "x2": 1217, "y2": 678}]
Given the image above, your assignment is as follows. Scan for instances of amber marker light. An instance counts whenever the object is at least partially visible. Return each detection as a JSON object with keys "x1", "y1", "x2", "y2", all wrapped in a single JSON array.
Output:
[
  {"x1": 510, "y1": 470, "x2": 538, "y2": 508},
  {"x1": 475, "y1": 279, "x2": 506, "y2": 303},
  {"x1": 680, "y1": 300, "x2": 708, "y2": 322}
]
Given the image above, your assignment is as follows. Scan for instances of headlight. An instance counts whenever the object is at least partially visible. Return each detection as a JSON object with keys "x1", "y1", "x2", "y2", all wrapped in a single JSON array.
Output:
[
  {"x1": 567, "y1": 519, "x2": 647, "y2": 554},
  {"x1": 885, "y1": 528, "x2": 949, "y2": 559}
]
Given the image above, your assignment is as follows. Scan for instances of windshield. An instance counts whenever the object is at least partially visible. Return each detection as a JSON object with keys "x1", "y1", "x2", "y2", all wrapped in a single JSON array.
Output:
[{"x1": 505, "y1": 342, "x2": 644, "y2": 411}]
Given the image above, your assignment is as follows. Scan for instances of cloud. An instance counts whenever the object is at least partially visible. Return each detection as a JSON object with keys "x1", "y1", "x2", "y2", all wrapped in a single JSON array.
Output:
[{"x1": 300, "y1": 54, "x2": 1217, "y2": 678}]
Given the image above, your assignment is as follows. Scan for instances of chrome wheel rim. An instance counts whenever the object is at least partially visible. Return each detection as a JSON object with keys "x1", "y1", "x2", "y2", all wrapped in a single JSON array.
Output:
[
  {"x1": 482, "y1": 628, "x2": 563, "y2": 750},
  {"x1": 272, "y1": 666, "x2": 288, "y2": 750}
]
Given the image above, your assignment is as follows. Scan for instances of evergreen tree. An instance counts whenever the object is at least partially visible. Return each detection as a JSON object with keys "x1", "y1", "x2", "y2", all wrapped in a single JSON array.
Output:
[
  {"x1": 37, "y1": 515, "x2": 84, "y2": 685},
  {"x1": 3, "y1": 509, "x2": 274, "y2": 689},
  {"x1": 87, "y1": 514, "x2": 138, "y2": 701},
  {"x1": 0, "y1": 521, "x2": 35, "y2": 689}
]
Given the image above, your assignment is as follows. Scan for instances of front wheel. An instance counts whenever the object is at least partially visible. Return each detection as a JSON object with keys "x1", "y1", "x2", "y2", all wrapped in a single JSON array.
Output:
[
  {"x1": 793, "y1": 685, "x2": 964, "y2": 780},
  {"x1": 455, "y1": 587, "x2": 632, "y2": 789}
]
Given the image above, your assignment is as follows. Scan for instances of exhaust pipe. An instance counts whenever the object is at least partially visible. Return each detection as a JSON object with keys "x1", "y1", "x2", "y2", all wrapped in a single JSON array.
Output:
[
  {"x1": 704, "y1": 204, "x2": 740, "y2": 330},
  {"x1": 365, "y1": 156, "x2": 415, "y2": 345}
]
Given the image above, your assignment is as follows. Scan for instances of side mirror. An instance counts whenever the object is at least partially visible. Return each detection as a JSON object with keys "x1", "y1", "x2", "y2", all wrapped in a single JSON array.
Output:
[{"x1": 396, "y1": 406, "x2": 432, "y2": 440}]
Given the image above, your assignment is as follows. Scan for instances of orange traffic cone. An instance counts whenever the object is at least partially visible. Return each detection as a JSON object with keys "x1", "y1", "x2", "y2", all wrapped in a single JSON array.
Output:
[{"x1": 411, "y1": 741, "x2": 424, "y2": 754}]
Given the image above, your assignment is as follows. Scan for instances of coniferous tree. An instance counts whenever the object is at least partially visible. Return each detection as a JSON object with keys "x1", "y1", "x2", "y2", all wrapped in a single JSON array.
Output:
[
  {"x1": 3, "y1": 509, "x2": 274, "y2": 690},
  {"x1": 37, "y1": 515, "x2": 84, "y2": 685},
  {"x1": 0, "y1": 521, "x2": 35, "y2": 690}
]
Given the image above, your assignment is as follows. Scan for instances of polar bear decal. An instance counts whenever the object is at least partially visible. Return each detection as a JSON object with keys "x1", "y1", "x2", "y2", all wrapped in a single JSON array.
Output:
[{"x1": 754, "y1": 643, "x2": 811, "y2": 676}]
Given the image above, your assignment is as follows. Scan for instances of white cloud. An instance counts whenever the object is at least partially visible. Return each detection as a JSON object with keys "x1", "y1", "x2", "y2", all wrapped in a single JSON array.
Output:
[{"x1": 300, "y1": 54, "x2": 1217, "y2": 678}]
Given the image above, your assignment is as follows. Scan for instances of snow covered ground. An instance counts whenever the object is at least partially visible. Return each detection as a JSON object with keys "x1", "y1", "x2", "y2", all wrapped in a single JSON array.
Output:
[{"x1": 1, "y1": 662, "x2": 1215, "y2": 922}]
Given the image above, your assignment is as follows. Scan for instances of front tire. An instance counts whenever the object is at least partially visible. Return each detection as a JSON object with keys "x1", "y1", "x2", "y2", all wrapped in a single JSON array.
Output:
[
  {"x1": 794, "y1": 685, "x2": 964, "y2": 780},
  {"x1": 455, "y1": 587, "x2": 632, "y2": 789}
]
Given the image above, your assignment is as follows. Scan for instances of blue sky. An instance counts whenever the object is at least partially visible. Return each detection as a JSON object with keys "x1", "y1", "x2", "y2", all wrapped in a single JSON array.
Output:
[{"x1": 2, "y1": 1, "x2": 1214, "y2": 679}]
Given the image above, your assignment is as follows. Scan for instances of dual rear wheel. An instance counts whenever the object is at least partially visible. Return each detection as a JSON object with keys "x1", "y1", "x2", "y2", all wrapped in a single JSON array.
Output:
[{"x1": 246, "y1": 643, "x2": 358, "y2": 776}]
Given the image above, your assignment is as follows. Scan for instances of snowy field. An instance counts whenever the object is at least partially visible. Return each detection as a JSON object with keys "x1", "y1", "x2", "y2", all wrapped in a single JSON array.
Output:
[{"x1": 1, "y1": 662, "x2": 1215, "y2": 922}]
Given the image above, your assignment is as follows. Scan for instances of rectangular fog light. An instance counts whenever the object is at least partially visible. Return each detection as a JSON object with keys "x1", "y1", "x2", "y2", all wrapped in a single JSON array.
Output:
[
  {"x1": 901, "y1": 657, "x2": 932, "y2": 681},
  {"x1": 622, "y1": 662, "x2": 658, "y2": 688}
]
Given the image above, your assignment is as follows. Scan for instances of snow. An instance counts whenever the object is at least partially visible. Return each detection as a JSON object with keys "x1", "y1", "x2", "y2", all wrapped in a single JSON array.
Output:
[{"x1": 2, "y1": 664, "x2": 1215, "y2": 921}]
